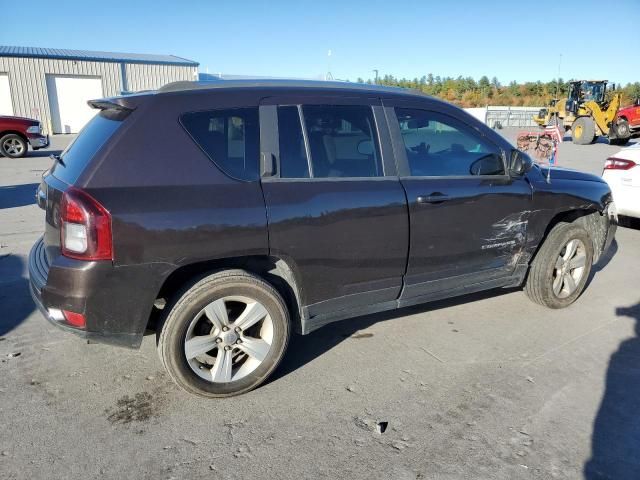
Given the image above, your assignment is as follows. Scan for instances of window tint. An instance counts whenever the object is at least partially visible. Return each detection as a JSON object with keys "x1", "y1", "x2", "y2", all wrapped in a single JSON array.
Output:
[
  {"x1": 302, "y1": 105, "x2": 382, "y2": 178},
  {"x1": 54, "y1": 112, "x2": 123, "y2": 184},
  {"x1": 277, "y1": 106, "x2": 309, "y2": 178},
  {"x1": 395, "y1": 108, "x2": 505, "y2": 177},
  {"x1": 181, "y1": 108, "x2": 259, "y2": 181}
]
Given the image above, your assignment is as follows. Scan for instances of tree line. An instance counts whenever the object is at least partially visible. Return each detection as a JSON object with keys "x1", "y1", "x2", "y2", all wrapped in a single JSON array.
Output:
[{"x1": 355, "y1": 74, "x2": 640, "y2": 108}]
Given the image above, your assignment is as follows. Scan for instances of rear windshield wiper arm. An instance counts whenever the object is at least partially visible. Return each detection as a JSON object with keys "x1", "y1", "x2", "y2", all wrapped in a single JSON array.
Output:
[{"x1": 50, "y1": 153, "x2": 65, "y2": 167}]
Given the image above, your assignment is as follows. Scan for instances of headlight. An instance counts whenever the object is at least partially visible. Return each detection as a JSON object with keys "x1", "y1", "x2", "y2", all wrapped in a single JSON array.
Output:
[{"x1": 26, "y1": 124, "x2": 41, "y2": 134}]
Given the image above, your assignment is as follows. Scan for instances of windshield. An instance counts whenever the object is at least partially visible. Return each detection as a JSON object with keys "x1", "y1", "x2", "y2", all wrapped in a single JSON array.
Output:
[{"x1": 580, "y1": 82, "x2": 605, "y2": 103}]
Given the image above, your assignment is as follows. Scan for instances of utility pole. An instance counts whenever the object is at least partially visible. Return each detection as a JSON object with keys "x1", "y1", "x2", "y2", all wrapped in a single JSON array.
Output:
[
  {"x1": 325, "y1": 50, "x2": 333, "y2": 81},
  {"x1": 556, "y1": 53, "x2": 562, "y2": 99},
  {"x1": 372, "y1": 69, "x2": 379, "y2": 84}
]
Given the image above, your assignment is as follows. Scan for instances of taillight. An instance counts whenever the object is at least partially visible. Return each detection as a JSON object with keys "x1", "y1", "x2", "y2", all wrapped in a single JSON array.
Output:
[
  {"x1": 60, "y1": 187, "x2": 113, "y2": 261},
  {"x1": 62, "y1": 310, "x2": 86, "y2": 329},
  {"x1": 604, "y1": 157, "x2": 637, "y2": 170}
]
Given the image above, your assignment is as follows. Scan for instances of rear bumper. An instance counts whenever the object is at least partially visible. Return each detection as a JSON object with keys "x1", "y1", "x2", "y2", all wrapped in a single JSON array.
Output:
[{"x1": 28, "y1": 237, "x2": 156, "y2": 349}]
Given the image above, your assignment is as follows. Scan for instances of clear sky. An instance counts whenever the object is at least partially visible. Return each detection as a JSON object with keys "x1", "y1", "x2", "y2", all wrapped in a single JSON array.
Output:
[{"x1": 3, "y1": 0, "x2": 639, "y2": 85}]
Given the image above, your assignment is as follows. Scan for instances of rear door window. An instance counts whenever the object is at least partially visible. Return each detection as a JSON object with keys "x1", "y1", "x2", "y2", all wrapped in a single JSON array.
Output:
[
  {"x1": 301, "y1": 105, "x2": 382, "y2": 178},
  {"x1": 53, "y1": 113, "x2": 123, "y2": 184},
  {"x1": 181, "y1": 107, "x2": 260, "y2": 181}
]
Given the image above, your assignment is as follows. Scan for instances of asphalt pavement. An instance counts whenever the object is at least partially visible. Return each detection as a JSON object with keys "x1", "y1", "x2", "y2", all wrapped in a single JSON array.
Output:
[{"x1": 1, "y1": 132, "x2": 639, "y2": 480}]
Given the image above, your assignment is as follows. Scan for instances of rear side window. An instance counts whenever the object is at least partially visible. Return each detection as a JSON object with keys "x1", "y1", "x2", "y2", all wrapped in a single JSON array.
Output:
[
  {"x1": 54, "y1": 113, "x2": 122, "y2": 184},
  {"x1": 181, "y1": 108, "x2": 260, "y2": 181}
]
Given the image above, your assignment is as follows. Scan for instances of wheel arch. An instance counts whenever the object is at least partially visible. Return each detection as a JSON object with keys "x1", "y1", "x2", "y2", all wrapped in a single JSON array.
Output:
[
  {"x1": 530, "y1": 208, "x2": 608, "y2": 266},
  {"x1": 149, "y1": 255, "x2": 304, "y2": 334},
  {"x1": 0, "y1": 130, "x2": 29, "y2": 143}
]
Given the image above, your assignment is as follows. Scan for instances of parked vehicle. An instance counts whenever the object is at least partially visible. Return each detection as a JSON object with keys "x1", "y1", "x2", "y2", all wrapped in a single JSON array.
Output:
[
  {"x1": 602, "y1": 143, "x2": 640, "y2": 219},
  {"x1": 533, "y1": 80, "x2": 630, "y2": 145},
  {"x1": 615, "y1": 99, "x2": 640, "y2": 136},
  {"x1": 29, "y1": 80, "x2": 617, "y2": 397},
  {"x1": 0, "y1": 115, "x2": 49, "y2": 158}
]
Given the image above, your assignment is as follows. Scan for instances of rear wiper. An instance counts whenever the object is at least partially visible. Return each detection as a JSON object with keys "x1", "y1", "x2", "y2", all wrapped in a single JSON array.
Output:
[{"x1": 50, "y1": 153, "x2": 65, "y2": 167}]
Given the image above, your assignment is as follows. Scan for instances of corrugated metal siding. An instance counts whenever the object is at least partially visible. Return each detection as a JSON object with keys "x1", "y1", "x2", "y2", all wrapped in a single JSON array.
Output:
[
  {"x1": 0, "y1": 56, "x2": 197, "y2": 134},
  {"x1": 124, "y1": 63, "x2": 197, "y2": 92}
]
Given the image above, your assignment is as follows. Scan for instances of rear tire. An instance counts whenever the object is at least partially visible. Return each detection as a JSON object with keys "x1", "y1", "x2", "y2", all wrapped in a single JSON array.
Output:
[
  {"x1": 572, "y1": 117, "x2": 596, "y2": 145},
  {"x1": 0, "y1": 134, "x2": 28, "y2": 158},
  {"x1": 525, "y1": 222, "x2": 594, "y2": 309},
  {"x1": 610, "y1": 119, "x2": 630, "y2": 145},
  {"x1": 157, "y1": 270, "x2": 290, "y2": 398}
]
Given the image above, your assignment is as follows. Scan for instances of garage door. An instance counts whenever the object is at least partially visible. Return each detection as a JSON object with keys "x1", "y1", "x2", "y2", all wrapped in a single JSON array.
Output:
[
  {"x1": 0, "y1": 74, "x2": 13, "y2": 115},
  {"x1": 47, "y1": 76, "x2": 103, "y2": 134}
]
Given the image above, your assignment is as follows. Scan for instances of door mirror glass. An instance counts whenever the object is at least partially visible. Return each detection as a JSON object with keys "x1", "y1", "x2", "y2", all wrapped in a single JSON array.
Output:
[
  {"x1": 510, "y1": 150, "x2": 533, "y2": 176},
  {"x1": 469, "y1": 153, "x2": 505, "y2": 176}
]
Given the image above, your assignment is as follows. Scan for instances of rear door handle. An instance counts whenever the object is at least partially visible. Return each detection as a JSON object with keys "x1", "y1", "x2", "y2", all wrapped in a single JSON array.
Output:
[{"x1": 416, "y1": 192, "x2": 449, "y2": 204}]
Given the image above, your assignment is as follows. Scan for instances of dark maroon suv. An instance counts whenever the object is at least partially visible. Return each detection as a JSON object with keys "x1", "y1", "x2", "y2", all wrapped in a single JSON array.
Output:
[{"x1": 29, "y1": 80, "x2": 616, "y2": 397}]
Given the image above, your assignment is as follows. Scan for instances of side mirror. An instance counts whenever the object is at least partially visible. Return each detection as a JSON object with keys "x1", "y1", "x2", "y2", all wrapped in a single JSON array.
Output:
[
  {"x1": 357, "y1": 139, "x2": 374, "y2": 156},
  {"x1": 510, "y1": 150, "x2": 533, "y2": 176}
]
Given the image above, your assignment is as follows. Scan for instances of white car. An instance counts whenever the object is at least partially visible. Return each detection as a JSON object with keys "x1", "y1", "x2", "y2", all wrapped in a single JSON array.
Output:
[{"x1": 602, "y1": 143, "x2": 640, "y2": 219}]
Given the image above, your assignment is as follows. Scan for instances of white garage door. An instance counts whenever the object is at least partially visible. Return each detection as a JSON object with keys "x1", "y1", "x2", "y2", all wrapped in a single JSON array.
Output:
[
  {"x1": 0, "y1": 74, "x2": 13, "y2": 115},
  {"x1": 47, "y1": 76, "x2": 103, "y2": 134}
]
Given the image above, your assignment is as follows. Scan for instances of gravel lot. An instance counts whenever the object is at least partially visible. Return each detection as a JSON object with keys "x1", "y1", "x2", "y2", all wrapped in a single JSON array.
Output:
[{"x1": 1, "y1": 132, "x2": 639, "y2": 480}]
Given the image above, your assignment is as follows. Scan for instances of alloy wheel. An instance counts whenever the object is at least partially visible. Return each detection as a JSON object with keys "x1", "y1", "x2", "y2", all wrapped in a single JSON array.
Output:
[
  {"x1": 3, "y1": 138, "x2": 25, "y2": 156},
  {"x1": 552, "y1": 239, "x2": 587, "y2": 298},
  {"x1": 184, "y1": 296, "x2": 273, "y2": 383}
]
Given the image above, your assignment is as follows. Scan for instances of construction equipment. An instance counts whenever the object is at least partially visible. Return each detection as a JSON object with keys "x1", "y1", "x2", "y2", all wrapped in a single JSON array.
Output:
[{"x1": 533, "y1": 80, "x2": 630, "y2": 145}]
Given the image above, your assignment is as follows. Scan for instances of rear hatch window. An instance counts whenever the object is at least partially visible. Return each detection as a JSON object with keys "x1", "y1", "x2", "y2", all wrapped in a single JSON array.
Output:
[{"x1": 51, "y1": 113, "x2": 123, "y2": 185}]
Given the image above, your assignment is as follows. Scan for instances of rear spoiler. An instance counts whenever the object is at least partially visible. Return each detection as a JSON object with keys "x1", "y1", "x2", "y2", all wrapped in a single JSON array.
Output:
[{"x1": 87, "y1": 96, "x2": 139, "y2": 120}]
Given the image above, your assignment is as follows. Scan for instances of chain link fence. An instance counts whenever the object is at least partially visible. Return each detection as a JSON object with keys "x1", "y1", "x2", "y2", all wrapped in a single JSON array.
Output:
[{"x1": 465, "y1": 106, "x2": 543, "y2": 128}]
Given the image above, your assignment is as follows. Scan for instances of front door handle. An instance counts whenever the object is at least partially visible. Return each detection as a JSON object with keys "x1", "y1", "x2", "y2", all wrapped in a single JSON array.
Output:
[{"x1": 416, "y1": 192, "x2": 449, "y2": 204}]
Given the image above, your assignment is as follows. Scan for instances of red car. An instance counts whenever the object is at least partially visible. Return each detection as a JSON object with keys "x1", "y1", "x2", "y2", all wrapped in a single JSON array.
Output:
[
  {"x1": 616, "y1": 99, "x2": 640, "y2": 135},
  {"x1": 0, "y1": 115, "x2": 49, "y2": 158}
]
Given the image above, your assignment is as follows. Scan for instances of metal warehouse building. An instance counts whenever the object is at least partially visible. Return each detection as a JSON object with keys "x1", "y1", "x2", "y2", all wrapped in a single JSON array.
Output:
[{"x1": 0, "y1": 46, "x2": 199, "y2": 134}]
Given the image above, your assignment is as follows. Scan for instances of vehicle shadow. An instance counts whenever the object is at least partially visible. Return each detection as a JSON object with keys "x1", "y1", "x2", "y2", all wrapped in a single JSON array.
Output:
[
  {"x1": 584, "y1": 302, "x2": 640, "y2": 479},
  {"x1": 0, "y1": 254, "x2": 34, "y2": 336},
  {"x1": 565, "y1": 135, "x2": 638, "y2": 147},
  {"x1": 618, "y1": 216, "x2": 640, "y2": 230},
  {"x1": 0, "y1": 183, "x2": 39, "y2": 209},
  {"x1": 592, "y1": 238, "x2": 618, "y2": 274},
  {"x1": 271, "y1": 286, "x2": 519, "y2": 383}
]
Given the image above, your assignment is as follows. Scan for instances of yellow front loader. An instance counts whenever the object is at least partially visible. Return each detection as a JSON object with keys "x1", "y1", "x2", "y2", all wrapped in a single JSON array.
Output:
[{"x1": 533, "y1": 80, "x2": 630, "y2": 145}]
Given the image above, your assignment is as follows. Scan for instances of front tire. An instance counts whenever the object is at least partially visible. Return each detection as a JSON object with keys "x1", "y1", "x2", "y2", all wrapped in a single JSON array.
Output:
[
  {"x1": 572, "y1": 117, "x2": 596, "y2": 145},
  {"x1": 157, "y1": 270, "x2": 290, "y2": 398},
  {"x1": 525, "y1": 222, "x2": 594, "y2": 309},
  {"x1": 0, "y1": 134, "x2": 28, "y2": 158}
]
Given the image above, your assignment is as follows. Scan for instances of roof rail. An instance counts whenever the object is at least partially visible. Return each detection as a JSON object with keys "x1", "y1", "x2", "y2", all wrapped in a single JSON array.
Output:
[{"x1": 157, "y1": 78, "x2": 418, "y2": 95}]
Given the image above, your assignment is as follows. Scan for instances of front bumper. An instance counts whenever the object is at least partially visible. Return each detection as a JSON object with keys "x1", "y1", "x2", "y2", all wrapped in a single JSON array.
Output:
[
  {"x1": 601, "y1": 202, "x2": 617, "y2": 259},
  {"x1": 27, "y1": 134, "x2": 49, "y2": 150}
]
